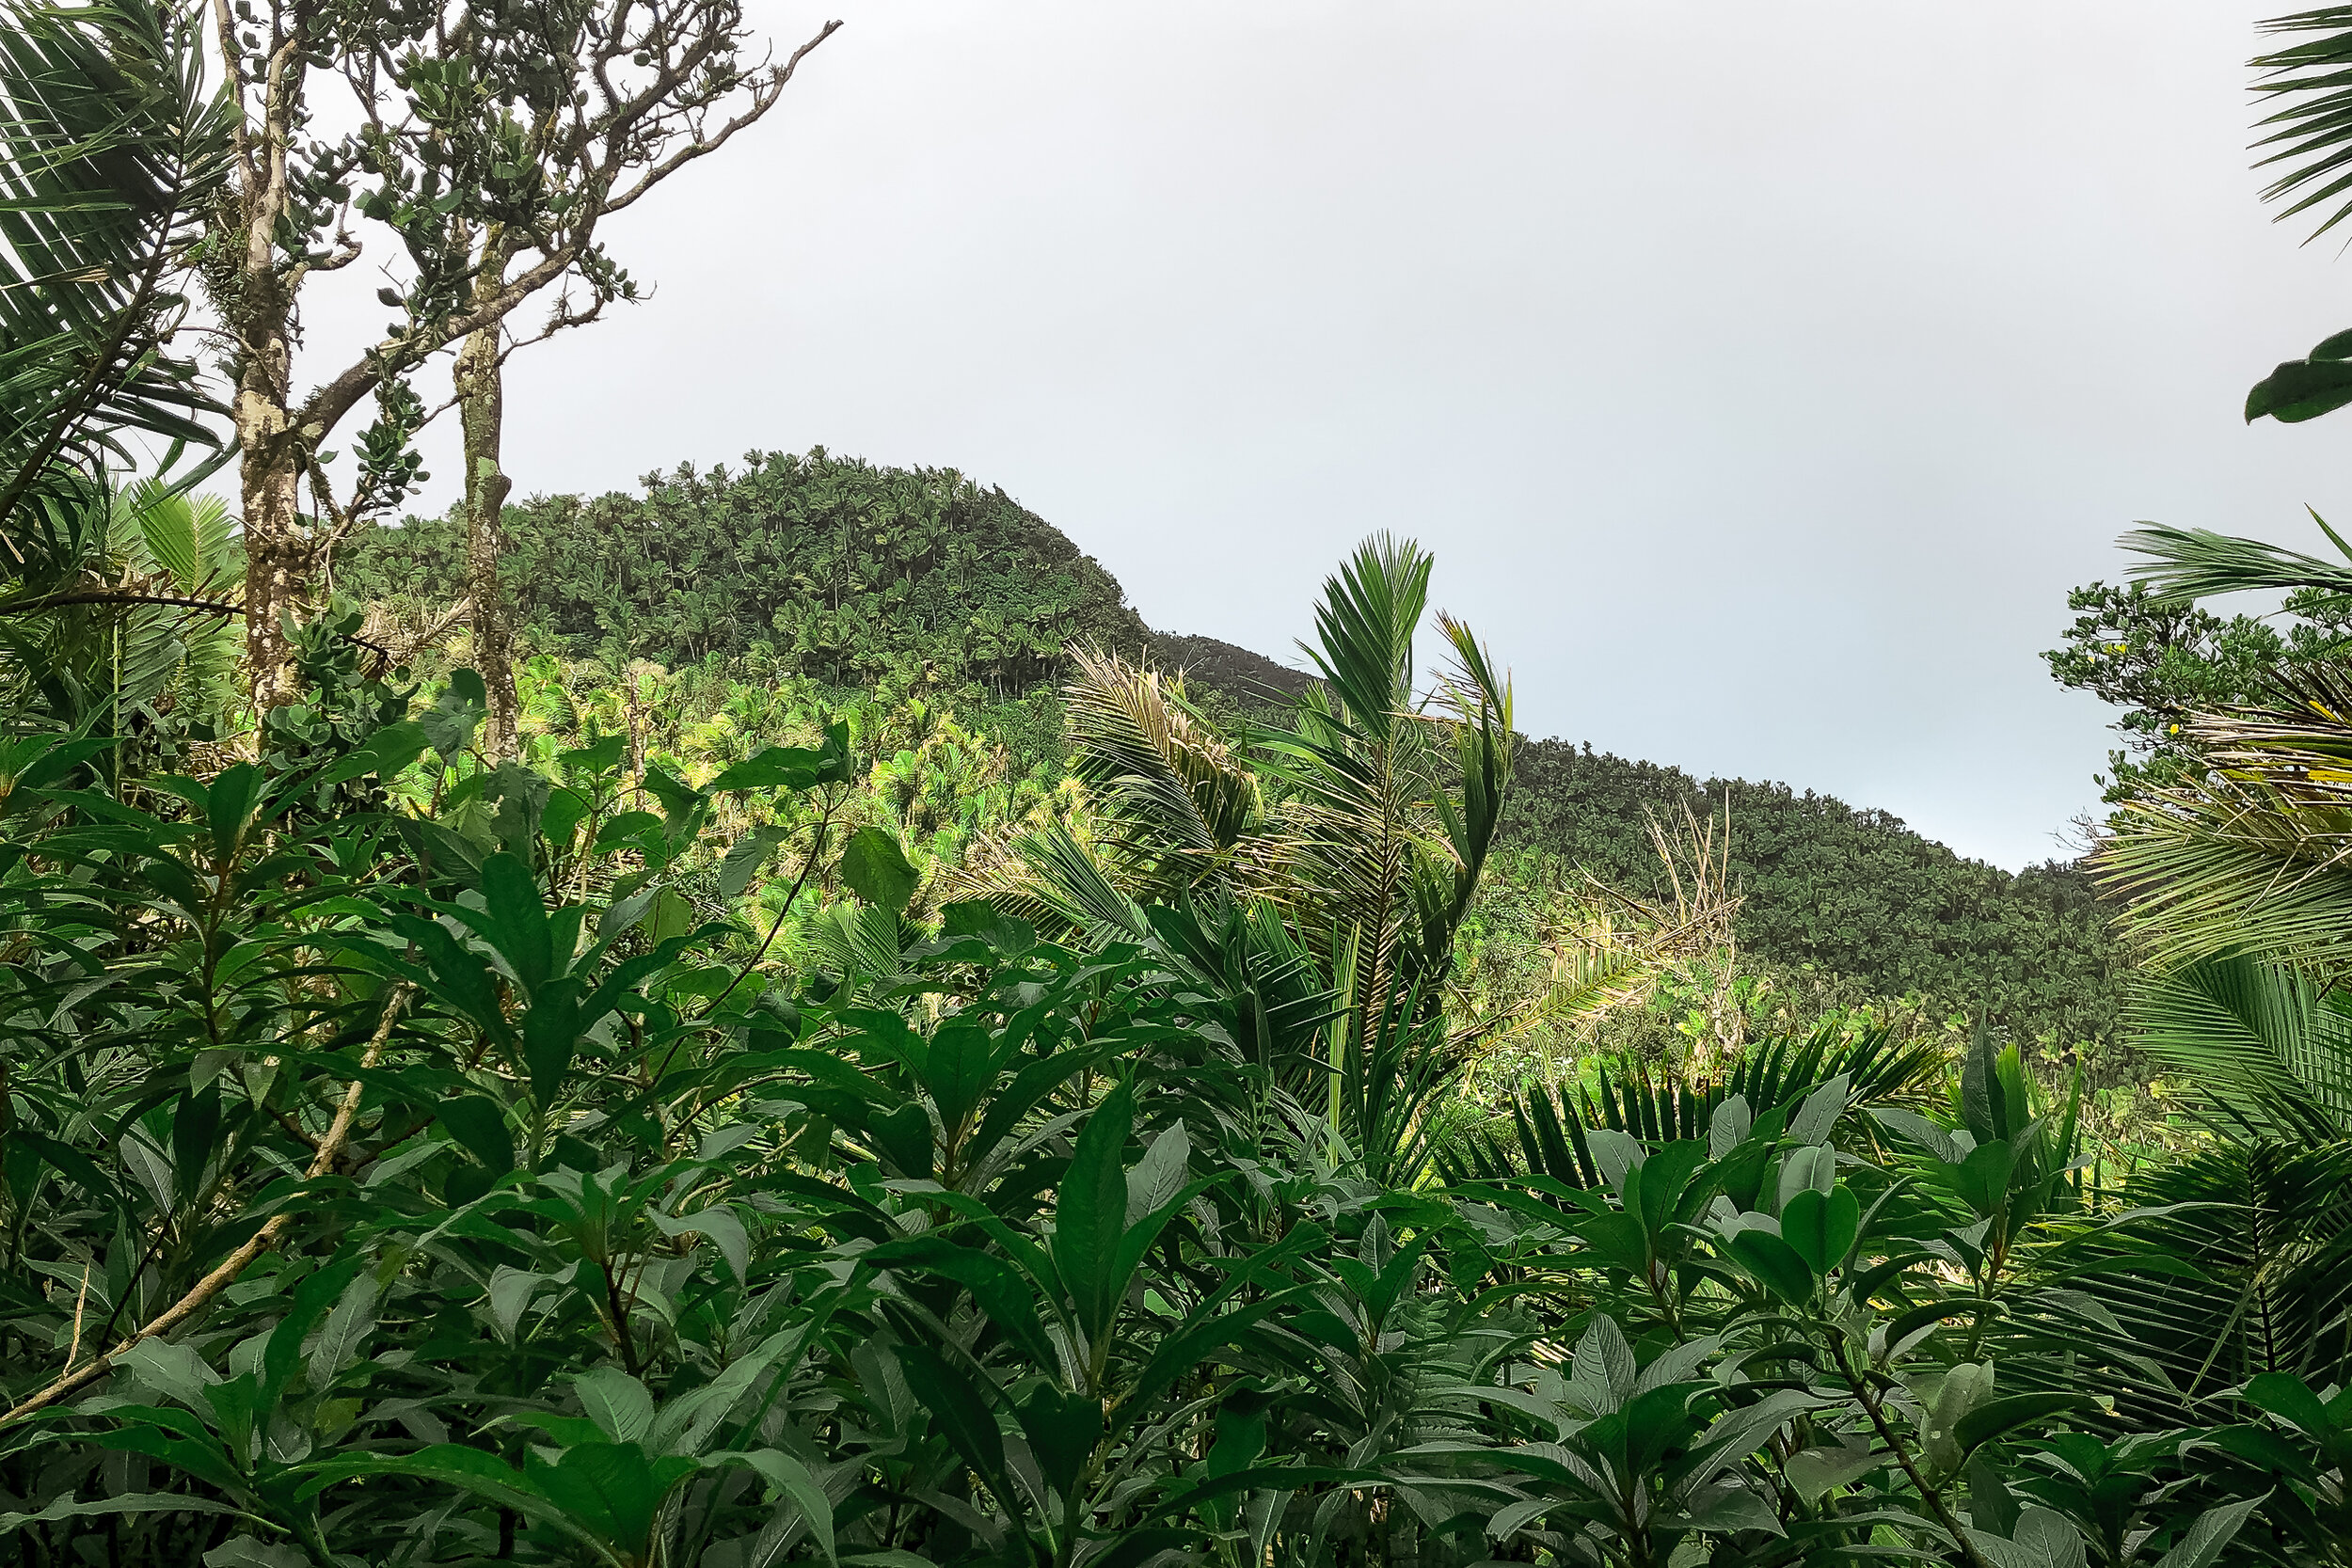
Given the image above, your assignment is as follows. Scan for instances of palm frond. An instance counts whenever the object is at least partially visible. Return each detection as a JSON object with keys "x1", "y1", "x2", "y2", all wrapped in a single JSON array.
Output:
[
  {"x1": 1444, "y1": 1019, "x2": 1947, "y2": 1185},
  {"x1": 1061, "y1": 642, "x2": 1263, "y2": 884},
  {"x1": 0, "y1": 0, "x2": 231, "y2": 539},
  {"x1": 2252, "y1": 6, "x2": 2352, "y2": 240},
  {"x1": 1297, "y1": 531, "x2": 1429, "y2": 742},
  {"x1": 2128, "y1": 955, "x2": 2352, "y2": 1140},
  {"x1": 2098, "y1": 667, "x2": 2352, "y2": 970},
  {"x1": 2121, "y1": 517, "x2": 2352, "y2": 604},
  {"x1": 2041, "y1": 1140, "x2": 2352, "y2": 1419}
]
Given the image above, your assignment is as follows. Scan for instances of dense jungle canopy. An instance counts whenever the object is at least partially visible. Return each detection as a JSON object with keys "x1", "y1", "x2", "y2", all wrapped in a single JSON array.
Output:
[
  {"x1": 342, "y1": 450, "x2": 2129, "y2": 1053},
  {"x1": 6, "y1": 3, "x2": 2351, "y2": 1567}
]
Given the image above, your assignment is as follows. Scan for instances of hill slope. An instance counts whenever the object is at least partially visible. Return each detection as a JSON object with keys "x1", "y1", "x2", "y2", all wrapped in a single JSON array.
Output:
[
  {"x1": 340, "y1": 449, "x2": 1148, "y2": 690},
  {"x1": 344, "y1": 448, "x2": 2122, "y2": 1043},
  {"x1": 1499, "y1": 742, "x2": 2122, "y2": 1045}
]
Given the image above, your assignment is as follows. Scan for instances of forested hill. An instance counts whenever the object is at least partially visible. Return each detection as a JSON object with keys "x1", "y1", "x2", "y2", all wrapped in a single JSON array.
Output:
[
  {"x1": 341, "y1": 450, "x2": 1150, "y2": 691},
  {"x1": 1499, "y1": 742, "x2": 2122, "y2": 1046},
  {"x1": 345, "y1": 448, "x2": 2122, "y2": 1043}
]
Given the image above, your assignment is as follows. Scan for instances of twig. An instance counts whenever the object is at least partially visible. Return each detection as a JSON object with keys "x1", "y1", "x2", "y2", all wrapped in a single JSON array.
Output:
[
  {"x1": 0, "y1": 589, "x2": 242, "y2": 618},
  {"x1": 1827, "y1": 1334, "x2": 1991, "y2": 1568},
  {"x1": 66, "y1": 1264, "x2": 88, "y2": 1372},
  {"x1": 0, "y1": 986, "x2": 411, "y2": 1427}
]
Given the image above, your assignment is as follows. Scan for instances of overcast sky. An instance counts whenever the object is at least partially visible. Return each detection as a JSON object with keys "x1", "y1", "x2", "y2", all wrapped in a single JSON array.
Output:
[{"x1": 342, "y1": 1, "x2": 2352, "y2": 870}]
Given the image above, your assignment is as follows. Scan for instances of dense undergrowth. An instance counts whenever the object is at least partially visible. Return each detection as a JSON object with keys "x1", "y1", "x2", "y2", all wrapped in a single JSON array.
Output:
[
  {"x1": 8, "y1": 0, "x2": 2352, "y2": 1561},
  {"x1": 4, "y1": 545, "x2": 2348, "y2": 1567}
]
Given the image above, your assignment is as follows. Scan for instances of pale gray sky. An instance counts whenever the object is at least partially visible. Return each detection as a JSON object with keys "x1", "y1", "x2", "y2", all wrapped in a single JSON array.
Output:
[{"x1": 338, "y1": 1, "x2": 2352, "y2": 869}]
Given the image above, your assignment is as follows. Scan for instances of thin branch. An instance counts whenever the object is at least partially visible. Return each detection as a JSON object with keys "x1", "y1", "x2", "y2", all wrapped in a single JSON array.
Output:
[
  {"x1": 0, "y1": 588, "x2": 242, "y2": 618},
  {"x1": 0, "y1": 986, "x2": 412, "y2": 1427}
]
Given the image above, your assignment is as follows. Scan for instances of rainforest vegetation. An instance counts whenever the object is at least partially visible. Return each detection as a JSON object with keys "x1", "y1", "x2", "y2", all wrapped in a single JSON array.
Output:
[{"x1": 3, "y1": 2, "x2": 2350, "y2": 1566}]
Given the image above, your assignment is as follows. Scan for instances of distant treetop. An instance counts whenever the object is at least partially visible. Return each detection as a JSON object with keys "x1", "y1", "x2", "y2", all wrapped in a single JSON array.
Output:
[{"x1": 337, "y1": 448, "x2": 1150, "y2": 692}]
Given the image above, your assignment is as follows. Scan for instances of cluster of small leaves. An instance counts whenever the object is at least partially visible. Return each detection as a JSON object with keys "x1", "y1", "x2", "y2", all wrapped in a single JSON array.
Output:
[{"x1": 2043, "y1": 578, "x2": 2352, "y2": 807}]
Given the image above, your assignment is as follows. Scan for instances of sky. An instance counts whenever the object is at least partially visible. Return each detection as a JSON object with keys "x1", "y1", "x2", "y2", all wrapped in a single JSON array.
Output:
[{"x1": 329, "y1": 1, "x2": 2352, "y2": 870}]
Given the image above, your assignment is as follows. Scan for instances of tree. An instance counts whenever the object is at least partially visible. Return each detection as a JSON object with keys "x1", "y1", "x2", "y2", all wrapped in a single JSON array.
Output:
[
  {"x1": 433, "y1": 8, "x2": 840, "y2": 758},
  {"x1": 198, "y1": 0, "x2": 838, "y2": 715},
  {"x1": 2043, "y1": 577, "x2": 2352, "y2": 807}
]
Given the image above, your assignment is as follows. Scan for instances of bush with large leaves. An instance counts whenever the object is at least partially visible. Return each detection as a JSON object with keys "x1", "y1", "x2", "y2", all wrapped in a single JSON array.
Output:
[{"x1": 0, "y1": 663, "x2": 2303, "y2": 1565}]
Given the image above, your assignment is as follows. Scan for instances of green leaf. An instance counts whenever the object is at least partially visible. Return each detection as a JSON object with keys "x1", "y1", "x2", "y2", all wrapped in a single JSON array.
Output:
[
  {"x1": 1785, "y1": 1433, "x2": 1882, "y2": 1503},
  {"x1": 307, "y1": 1271, "x2": 379, "y2": 1389},
  {"x1": 866, "y1": 1237, "x2": 1057, "y2": 1367},
  {"x1": 437, "y1": 1096, "x2": 515, "y2": 1175},
  {"x1": 1633, "y1": 1139, "x2": 1708, "y2": 1242},
  {"x1": 2249, "y1": 347, "x2": 2352, "y2": 423},
  {"x1": 574, "y1": 1367, "x2": 656, "y2": 1445},
  {"x1": 719, "y1": 1449, "x2": 836, "y2": 1566},
  {"x1": 527, "y1": 1440, "x2": 695, "y2": 1560},
  {"x1": 2149, "y1": 1494, "x2": 2265, "y2": 1568},
  {"x1": 894, "y1": 1342, "x2": 1009, "y2": 1495},
  {"x1": 1968, "y1": 1507, "x2": 2088, "y2": 1568},
  {"x1": 841, "y1": 825, "x2": 918, "y2": 912},
  {"x1": 0, "y1": 1493, "x2": 243, "y2": 1529},
  {"x1": 719, "y1": 825, "x2": 788, "y2": 898},
  {"x1": 869, "y1": 1102, "x2": 932, "y2": 1180},
  {"x1": 421, "y1": 671, "x2": 486, "y2": 760},
  {"x1": 1053, "y1": 1081, "x2": 1136, "y2": 1339},
  {"x1": 1780, "y1": 1185, "x2": 1859, "y2": 1275},
  {"x1": 1730, "y1": 1227, "x2": 1817, "y2": 1303},
  {"x1": 1018, "y1": 1385, "x2": 1101, "y2": 1497},
  {"x1": 477, "y1": 851, "x2": 554, "y2": 993},
  {"x1": 2243, "y1": 1371, "x2": 2332, "y2": 1439},
  {"x1": 1951, "y1": 1140, "x2": 2016, "y2": 1218},
  {"x1": 921, "y1": 1021, "x2": 994, "y2": 1136},
  {"x1": 708, "y1": 744, "x2": 827, "y2": 792},
  {"x1": 1953, "y1": 1391, "x2": 2090, "y2": 1456}
]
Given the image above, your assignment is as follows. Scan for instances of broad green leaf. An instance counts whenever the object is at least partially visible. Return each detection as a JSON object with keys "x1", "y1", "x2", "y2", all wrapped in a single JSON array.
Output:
[
  {"x1": 1781, "y1": 1185, "x2": 1859, "y2": 1275},
  {"x1": 841, "y1": 825, "x2": 918, "y2": 911},
  {"x1": 719, "y1": 1449, "x2": 836, "y2": 1566},
  {"x1": 437, "y1": 1097, "x2": 515, "y2": 1175},
  {"x1": 1053, "y1": 1081, "x2": 1136, "y2": 1339},
  {"x1": 2243, "y1": 1372, "x2": 2333, "y2": 1439},
  {"x1": 528, "y1": 1440, "x2": 695, "y2": 1559},
  {"x1": 1786, "y1": 1432, "x2": 1882, "y2": 1502},
  {"x1": 477, "y1": 852, "x2": 554, "y2": 993},
  {"x1": 1953, "y1": 1391, "x2": 2090, "y2": 1456},
  {"x1": 2150, "y1": 1493, "x2": 2265, "y2": 1568},
  {"x1": 1967, "y1": 1506, "x2": 2088, "y2": 1568},
  {"x1": 720, "y1": 825, "x2": 789, "y2": 898},
  {"x1": 307, "y1": 1271, "x2": 379, "y2": 1389},
  {"x1": 1018, "y1": 1385, "x2": 1102, "y2": 1497},
  {"x1": 1731, "y1": 1228, "x2": 1816, "y2": 1303},
  {"x1": 2249, "y1": 354, "x2": 2352, "y2": 423},
  {"x1": 708, "y1": 745, "x2": 827, "y2": 793},
  {"x1": 894, "y1": 1342, "x2": 1009, "y2": 1493},
  {"x1": 575, "y1": 1367, "x2": 656, "y2": 1445},
  {"x1": 0, "y1": 1492, "x2": 242, "y2": 1529}
]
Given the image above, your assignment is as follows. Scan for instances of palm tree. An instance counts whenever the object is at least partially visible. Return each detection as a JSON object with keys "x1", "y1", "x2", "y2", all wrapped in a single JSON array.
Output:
[
  {"x1": 2068, "y1": 520, "x2": 2352, "y2": 1419},
  {"x1": 952, "y1": 535, "x2": 1512, "y2": 1174}
]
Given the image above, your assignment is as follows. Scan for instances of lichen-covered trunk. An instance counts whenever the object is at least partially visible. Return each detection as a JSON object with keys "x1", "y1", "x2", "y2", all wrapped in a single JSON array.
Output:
[
  {"x1": 237, "y1": 312, "x2": 309, "y2": 719},
  {"x1": 454, "y1": 315, "x2": 517, "y2": 759}
]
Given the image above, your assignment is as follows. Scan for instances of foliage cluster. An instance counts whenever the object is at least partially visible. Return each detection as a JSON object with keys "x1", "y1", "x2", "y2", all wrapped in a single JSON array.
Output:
[{"x1": 2, "y1": 619, "x2": 2342, "y2": 1568}]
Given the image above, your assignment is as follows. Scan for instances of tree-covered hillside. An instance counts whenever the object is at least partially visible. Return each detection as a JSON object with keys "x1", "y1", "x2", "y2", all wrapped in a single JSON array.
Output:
[
  {"x1": 1500, "y1": 741, "x2": 2124, "y2": 1045},
  {"x1": 339, "y1": 449, "x2": 2124, "y2": 1045},
  {"x1": 339, "y1": 449, "x2": 1148, "y2": 689}
]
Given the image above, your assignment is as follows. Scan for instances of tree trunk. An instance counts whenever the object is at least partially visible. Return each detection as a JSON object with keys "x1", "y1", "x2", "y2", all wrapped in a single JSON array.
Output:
[
  {"x1": 236, "y1": 310, "x2": 308, "y2": 718},
  {"x1": 453, "y1": 314, "x2": 518, "y2": 760}
]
